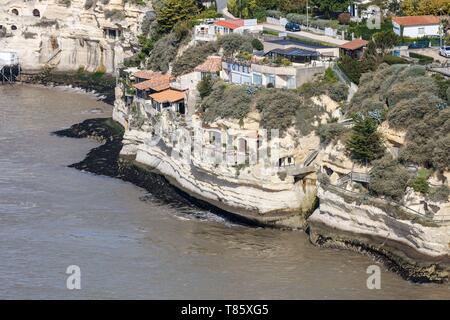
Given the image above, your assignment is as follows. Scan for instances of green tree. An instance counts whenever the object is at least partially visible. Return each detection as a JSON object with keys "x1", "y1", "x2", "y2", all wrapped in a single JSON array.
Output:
[
  {"x1": 279, "y1": 0, "x2": 306, "y2": 13},
  {"x1": 156, "y1": 0, "x2": 200, "y2": 33},
  {"x1": 346, "y1": 116, "x2": 385, "y2": 163},
  {"x1": 197, "y1": 74, "x2": 214, "y2": 99},
  {"x1": 310, "y1": 0, "x2": 351, "y2": 18}
]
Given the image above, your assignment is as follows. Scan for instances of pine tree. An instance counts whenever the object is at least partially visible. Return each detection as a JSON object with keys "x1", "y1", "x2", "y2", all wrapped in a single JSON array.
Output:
[
  {"x1": 346, "y1": 116, "x2": 385, "y2": 163},
  {"x1": 197, "y1": 74, "x2": 213, "y2": 99},
  {"x1": 156, "y1": 0, "x2": 200, "y2": 34}
]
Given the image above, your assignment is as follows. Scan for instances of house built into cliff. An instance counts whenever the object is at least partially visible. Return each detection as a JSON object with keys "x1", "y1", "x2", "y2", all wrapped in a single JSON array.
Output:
[
  {"x1": 132, "y1": 71, "x2": 188, "y2": 115},
  {"x1": 220, "y1": 57, "x2": 330, "y2": 89}
]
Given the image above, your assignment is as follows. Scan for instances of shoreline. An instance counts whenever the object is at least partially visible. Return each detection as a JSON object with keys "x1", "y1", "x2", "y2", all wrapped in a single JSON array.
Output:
[
  {"x1": 54, "y1": 116, "x2": 450, "y2": 284},
  {"x1": 18, "y1": 70, "x2": 116, "y2": 105}
]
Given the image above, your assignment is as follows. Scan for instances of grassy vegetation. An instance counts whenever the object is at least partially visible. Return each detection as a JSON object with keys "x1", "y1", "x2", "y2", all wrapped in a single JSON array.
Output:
[
  {"x1": 347, "y1": 63, "x2": 450, "y2": 196},
  {"x1": 197, "y1": 79, "x2": 330, "y2": 136},
  {"x1": 409, "y1": 52, "x2": 434, "y2": 65}
]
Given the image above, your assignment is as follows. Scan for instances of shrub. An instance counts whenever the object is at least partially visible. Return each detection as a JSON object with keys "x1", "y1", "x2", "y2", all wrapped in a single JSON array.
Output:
[
  {"x1": 431, "y1": 133, "x2": 450, "y2": 171},
  {"x1": 369, "y1": 156, "x2": 411, "y2": 200},
  {"x1": 201, "y1": 82, "x2": 252, "y2": 123},
  {"x1": 172, "y1": 42, "x2": 218, "y2": 76},
  {"x1": 323, "y1": 67, "x2": 338, "y2": 83},
  {"x1": 432, "y1": 74, "x2": 450, "y2": 102},
  {"x1": 266, "y1": 10, "x2": 281, "y2": 19},
  {"x1": 429, "y1": 185, "x2": 450, "y2": 203},
  {"x1": 256, "y1": 90, "x2": 300, "y2": 133},
  {"x1": 346, "y1": 63, "x2": 449, "y2": 171},
  {"x1": 84, "y1": 0, "x2": 95, "y2": 9},
  {"x1": 383, "y1": 55, "x2": 408, "y2": 65},
  {"x1": 316, "y1": 123, "x2": 347, "y2": 145},
  {"x1": 217, "y1": 33, "x2": 254, "y2": 57},
  {"x1": 146, "y1": 32, "x2": 184, "y2": 73},
  {"x1": 328, "y1": 82, "x2": 348, "y2": 102},
  {"x1": 338, "y1": 12, "x2": 351, "y2": 25},
  {"x1": 197, "y1": 75, "x2": 214, "y2": 99},
  {"x1": 337, "y1": 55, "x2": 372, "y2": 85},
  {"x1": 410, "y1": 169, "x2": 430, "y2": 194},
  {"x1": 254, "y1": 90, "x2": 322, "y2": 135},
  {"x1": 409, "y1": 52, "x2": 434, "y2": 65},
  {"x1": 251, "y1": 38, "x2": 264, "y2": 51},
  {"x1": 387, "y1": 92, "x2": 440, "y2": 129}
]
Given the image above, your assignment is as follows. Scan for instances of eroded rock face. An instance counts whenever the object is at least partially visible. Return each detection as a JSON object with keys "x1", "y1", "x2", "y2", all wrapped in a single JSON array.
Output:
[
  {"x1": 0, "y1": 0, "x2": 153, "y2": 72},
  {"x1": 308, "y1": 185, "x2": 450, "y2": 282}
]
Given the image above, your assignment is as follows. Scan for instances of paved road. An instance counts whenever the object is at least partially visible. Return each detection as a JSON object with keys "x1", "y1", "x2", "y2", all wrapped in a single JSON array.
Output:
[
  {"x1": 262, "y1": 23, "x2": 348, "y2": 46},
  {"x1": 216, "y1": 0, "x2": 227, "y2": 12},
  {"x1": 409, "y1": 47, "x2": 450, "y2": 63}
]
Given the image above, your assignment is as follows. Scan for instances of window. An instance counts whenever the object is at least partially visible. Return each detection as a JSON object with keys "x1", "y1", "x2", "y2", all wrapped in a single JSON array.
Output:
[
  {"x1": 33, "y1": 9, "x2": 40, "y2": 17},
  {"x1": 253, "y1": 73, "x2": 262, "y2": 86},
  {"x1": 11, "y1": 25, "x2": 17, "y2": 31},
  {"x1": 267, "y1": 74, "x2": 276, "y2": 87},
  {"x1": 418, "y1": 27, "x2": 425, "y2": 35},
  {"x1": 287, "y1": 76, "x2": 296, "y2": 89},
  {"x1": 11, "y1": 9, "x2": 19, "y2": 15}
]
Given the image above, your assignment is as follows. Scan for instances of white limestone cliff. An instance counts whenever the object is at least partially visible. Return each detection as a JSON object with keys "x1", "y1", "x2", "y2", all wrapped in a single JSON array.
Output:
[{"x1": 0, "y1": 0, "x2": 153, "y2": 73}]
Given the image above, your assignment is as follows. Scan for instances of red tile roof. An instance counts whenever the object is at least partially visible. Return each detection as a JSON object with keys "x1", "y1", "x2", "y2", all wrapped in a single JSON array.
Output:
[
  {"x1": 132, "y1": 72, "x2": 173, "y2": 92},
  {"x1": 134, "y1": 70, "x2": 156, "y2": 80},
  {"x1": 340, "y1": 39, "x2": 369, "y2": 51},
  {"x1": 150, "y1": 89, "x2": 185, "y2": 103},
  {"x1": 214, "y1": 19, "x2": 245, "y2": 30},
  {"x1": 194, "y1": 56, "x2": 222, "y2": 73},
  {"x1": 392, "y1": 15, "x2": 440, "y2": 26}
]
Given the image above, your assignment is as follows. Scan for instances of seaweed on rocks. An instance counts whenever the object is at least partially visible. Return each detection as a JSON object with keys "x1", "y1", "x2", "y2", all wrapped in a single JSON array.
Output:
[{"x1": 53, "y1": 117, "x2": 257, "y2": 226}]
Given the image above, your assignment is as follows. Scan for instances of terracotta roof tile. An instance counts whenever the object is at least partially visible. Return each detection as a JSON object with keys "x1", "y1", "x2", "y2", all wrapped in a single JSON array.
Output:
[
  {"x1": 134, "y1": 70, "x2": 156, "y2": 79},
  {"x1": 132, "y1": 72, "x2": 173, "y2": 91},
  {"x1": 340, "y1": 39, "x2": 369, "y2": 51},
  {"x1": 150, "y1": 89, "x2": 185, "y2": 103},
  {"x1": 194, "y1": 56, "x2": 222, "y2": 73},
  {"x1": 392, "y1": 15, "x2": 440, "y2": 26},
  {"x1": 214, "y1": 19, "x2": 245, "y2": 30}
]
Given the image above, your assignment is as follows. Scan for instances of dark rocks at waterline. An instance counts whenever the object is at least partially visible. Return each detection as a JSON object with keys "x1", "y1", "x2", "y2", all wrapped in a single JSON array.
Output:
[
  {"x1": 53, "y1": 118, "x2": 124, "y2": 176},
  {"x1": 52, "y1": 118, "x2": 215, "y2": 215},
  {"x1": 54, "y1": 118, "x2": 262, "y2": 226},
  {"x1": 21, "y1": 71, "x2": 116, "y2": 105}
]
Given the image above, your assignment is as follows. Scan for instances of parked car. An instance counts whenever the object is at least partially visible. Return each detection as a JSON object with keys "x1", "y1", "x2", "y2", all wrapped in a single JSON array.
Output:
[
  {"x1": 439, "y1": 46, "x2": 450, "y2": 58},
  {"x1": 285, "y1": 22, "x2": 301, "y2": 32}
]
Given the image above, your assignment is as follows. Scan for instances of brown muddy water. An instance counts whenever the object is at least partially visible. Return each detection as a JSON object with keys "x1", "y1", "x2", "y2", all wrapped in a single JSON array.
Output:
[{"x1": 0, "y1": 84, "x2": 449, "y2": 299}]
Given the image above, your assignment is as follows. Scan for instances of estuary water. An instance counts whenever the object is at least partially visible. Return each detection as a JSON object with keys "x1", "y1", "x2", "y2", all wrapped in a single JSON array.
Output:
[{"x1": 0, "y1": 84, "x2": 449, "y2": 299}]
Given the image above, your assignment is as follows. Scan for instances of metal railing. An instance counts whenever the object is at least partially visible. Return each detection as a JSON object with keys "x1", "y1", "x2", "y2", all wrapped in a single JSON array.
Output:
[{"x1": 337, "y1": 171, "x2": 371, "y2": 185}]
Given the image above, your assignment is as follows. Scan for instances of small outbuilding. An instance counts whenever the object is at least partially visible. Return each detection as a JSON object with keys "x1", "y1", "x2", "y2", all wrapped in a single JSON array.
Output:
[{"x1": 339, "y1": 39, "x2": 369, "y2": 60}]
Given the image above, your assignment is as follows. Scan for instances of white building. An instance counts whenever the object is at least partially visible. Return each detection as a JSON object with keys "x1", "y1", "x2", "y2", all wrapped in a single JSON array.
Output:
[
  {"x1": 221, "y1": 58, "x2": 329, "y2": 90},
  {"x1": 194, "y1": 18, "x2": 262, "y2": 42},
  {"x1": 392, "y1": 15, "x2": 441, "y2": 38}
]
